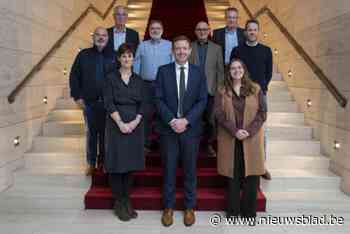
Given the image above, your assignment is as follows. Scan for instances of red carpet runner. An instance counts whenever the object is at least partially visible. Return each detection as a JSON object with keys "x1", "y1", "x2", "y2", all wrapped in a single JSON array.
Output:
[{"x1": 84, "y1": 0, "x2": 266, "y2": 211}]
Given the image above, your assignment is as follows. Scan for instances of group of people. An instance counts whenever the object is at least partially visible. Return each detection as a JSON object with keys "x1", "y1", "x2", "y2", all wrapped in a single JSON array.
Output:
[{"x1": 69, "y1": 5, "x2": 273, "y2": 226}]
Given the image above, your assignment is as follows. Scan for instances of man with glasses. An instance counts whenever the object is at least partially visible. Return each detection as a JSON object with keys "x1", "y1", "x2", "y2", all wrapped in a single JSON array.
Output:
[
  {"x1": 133, "y1": 20, "x2": 173, "y2": 152},
  {"x1": 106, "y1": 5, "x2": 140, "y2": 64},
  {"x1": 212, "y1": 7, "x2": 245, "y2": 66},
  {"x1": 189, "y1": 21, "x2": 224, "y2": 157}
]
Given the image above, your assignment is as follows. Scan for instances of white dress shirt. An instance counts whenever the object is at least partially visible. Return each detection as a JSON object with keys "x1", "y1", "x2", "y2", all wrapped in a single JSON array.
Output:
[{"x1": 175, "y1": 62, "x2": 189, "y2": 117}]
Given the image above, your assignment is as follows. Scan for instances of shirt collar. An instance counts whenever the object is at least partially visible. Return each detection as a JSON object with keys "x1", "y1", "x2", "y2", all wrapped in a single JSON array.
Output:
[
  {"x1": 225, "y1": 27, "x2": 237, "y2": 34},
  {"x1": 175, "y1": 61, "x2": 189, "y2": 70},
  {"x1": 150, "y1": 38, "x2": 162, "y2": 44},
  {"x1": 246, "y1": 41, "x2": 259, "y2": 47},
  {"x1": 197, "y1": 40, "x2": 208, "y2": 46},
  {"x1": 114, "y1": 27, "x2": 126, "y2": 34}
]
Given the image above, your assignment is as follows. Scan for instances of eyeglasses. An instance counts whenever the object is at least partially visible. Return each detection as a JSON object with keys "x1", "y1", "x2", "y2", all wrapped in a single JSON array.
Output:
[
  {"x1": 114, "y1": 13, "x2": 127, "y2": 17},
  {"x1": 195, "y1": 28, "x2": 209, "y2": 32}
]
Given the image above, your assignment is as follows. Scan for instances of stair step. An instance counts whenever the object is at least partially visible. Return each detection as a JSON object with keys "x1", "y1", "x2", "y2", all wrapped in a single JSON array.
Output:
[
  {"x1": 268, "y1": 101, "x2": 299, "y2": 112},
  {"x1": 84, "y1": 186, "x2": 266, "y2": 210},
  {"x1": 31, "y1": 136, "x2": 320, "y2": 155},
  {"x1": 267, "y1": 112, "x2": 304, "y2": 125}
]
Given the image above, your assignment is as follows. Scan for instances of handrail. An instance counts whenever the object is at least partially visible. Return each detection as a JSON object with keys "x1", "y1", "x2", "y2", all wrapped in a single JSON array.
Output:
[
  {"x1": 238, "y1": 0, "x2": 347, "y2": 108},
  {"x1": 7, "y1": 0, "x2": 117, "y2": 104}
]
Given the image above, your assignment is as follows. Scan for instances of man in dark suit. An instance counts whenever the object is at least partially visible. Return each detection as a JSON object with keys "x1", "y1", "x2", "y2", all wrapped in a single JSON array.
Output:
[
  {"x1": 105, "y1": 5, "x2": 140, "y2": 63},
  {"x1": 189, "y1": 21, "x2": 224, "y2": 157},
  {"x1": 212, "y1": 7, "x2": 245, "y2": 66},
  {"x1": 155, "y1": 35, "x2": 208, "y2": 227}
]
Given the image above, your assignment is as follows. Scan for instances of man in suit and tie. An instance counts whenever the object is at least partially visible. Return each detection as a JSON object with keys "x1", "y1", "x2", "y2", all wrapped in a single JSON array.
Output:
[
  {"x1": 189, "y1": 21, "x2": 224, "y2": 157},
  {"x1": 155, "y1": 35, "x2": 208, "y2": 227},
  {"x1": 212, "y1": 7, "x2": 245, "y2": 66},
  {"x1": 106, "y1": 5, "x2": 140, "y2": 63}
]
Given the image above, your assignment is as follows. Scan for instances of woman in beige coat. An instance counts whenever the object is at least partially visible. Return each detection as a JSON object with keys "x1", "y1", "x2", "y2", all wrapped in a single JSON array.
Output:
[{"x1": 214, "y1": 58, "x2": 267, "y2": 220}]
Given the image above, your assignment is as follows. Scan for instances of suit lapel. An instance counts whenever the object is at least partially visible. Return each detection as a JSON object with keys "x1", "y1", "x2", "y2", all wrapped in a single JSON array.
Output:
[
  {"x1": 205, "y1": 41, "x2": 214, "y2": 70},
  {"x1": 184, "y1": 64, "x2": 194, "y2": 101},
  {"x1": 192, "y1": 43, "x2": 199, "y2": 65},
  {"x1": 170, "y1": 63, "x2": 178, "y2": 106}
]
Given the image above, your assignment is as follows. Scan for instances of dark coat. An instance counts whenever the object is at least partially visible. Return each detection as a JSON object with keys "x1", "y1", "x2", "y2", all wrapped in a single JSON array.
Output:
[{"x1": 212, "y1": 27, "x2": 245, "y2": 62}]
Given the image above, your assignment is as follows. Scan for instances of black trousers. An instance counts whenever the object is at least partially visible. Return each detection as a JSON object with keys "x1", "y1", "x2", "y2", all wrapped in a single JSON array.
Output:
[
  {"x1": 227, "y1": 140, "x2": 259, "y2": 217},
  {"x1": 109, "y1": 173, "x2": 133, "y2": 201},
  {"x1": 83, "y1": 100, "x2": 106, "y2": 167},
  {"x1": 203, "y1": 95, "x2": 215, "y2": 143},
  {"x1": 143, "y1": 81, "x2": 156, "y2": 148}
]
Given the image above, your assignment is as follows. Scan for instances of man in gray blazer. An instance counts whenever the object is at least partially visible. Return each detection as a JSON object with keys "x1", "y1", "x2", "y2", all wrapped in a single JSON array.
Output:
[{"x1": 189, "y1": 21, "x2": 224, "y2": 157}]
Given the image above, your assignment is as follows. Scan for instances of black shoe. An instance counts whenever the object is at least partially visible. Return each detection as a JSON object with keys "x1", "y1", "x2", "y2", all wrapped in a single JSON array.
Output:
[
  {"x1": 126, "y1": 200, "x2": 138, "y2": 219},
  {"x1": 114, "y1": 199, "x2": 131, "y2": 222}
]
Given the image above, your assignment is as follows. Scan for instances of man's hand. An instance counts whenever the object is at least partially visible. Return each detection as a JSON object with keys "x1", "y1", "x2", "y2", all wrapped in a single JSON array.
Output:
[
  {"x1": 235, "y1": 129, "x2": 250, "y2": 140},
  {"x1": 170, "y1": 118, "x2": 189, "y2": 134},
  {"x1": 75, "y1": 99, "x2": 85, "y2": 109}
]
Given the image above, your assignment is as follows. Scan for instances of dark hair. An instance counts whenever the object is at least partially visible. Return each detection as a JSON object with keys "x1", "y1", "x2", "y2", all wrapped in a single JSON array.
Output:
[
  {"x1": 245, "y1": 19, "x2": 260, "y2": 29},
  {"x1": 225, "y1": 7, "x2": 239, "y2": 16},
  {"x1": 223, "y1": 59, "x2": 257, "y2": 97},
  {"x1": 172, "y1": 35, "x2": 192, "y2": 49},
  {"x1": 116, "y1": 43, "x2": 134, "y2": 58},
  {"x1": 149, "y1": 19, "x2": 163, "y2": 28}
]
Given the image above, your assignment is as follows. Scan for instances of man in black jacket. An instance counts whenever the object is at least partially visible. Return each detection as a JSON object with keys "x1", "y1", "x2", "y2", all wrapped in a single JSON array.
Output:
[
  {"x1": 212, "y1": 7, "x2": 245, "y2": 66},
  {"x1": 70, "y1": 27, "x2": 113, "y2": 175},
  {"x1": 105, "y1": 5, "x2": 140, "y2": 64}
]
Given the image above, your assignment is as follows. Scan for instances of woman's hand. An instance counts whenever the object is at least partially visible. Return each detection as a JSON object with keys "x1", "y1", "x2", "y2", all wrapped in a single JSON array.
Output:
[
  {"x1": 117, "y1": 121, "x2": 132, "y2": 134},
  {"x1": 235, "y1": 129, "x2": 250, "y2": 140}
]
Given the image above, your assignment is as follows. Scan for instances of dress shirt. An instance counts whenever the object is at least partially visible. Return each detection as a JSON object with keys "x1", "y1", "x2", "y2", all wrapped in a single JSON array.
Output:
[
  {"x1": 225, "y1": 27, "x2": 238, "y2": 64},
  {"x1": 113, "y1": 27, "x2": 126, "y2": 51},
  {"x1": 133, "y1": 39, "x2": 173, "y2": 81}
]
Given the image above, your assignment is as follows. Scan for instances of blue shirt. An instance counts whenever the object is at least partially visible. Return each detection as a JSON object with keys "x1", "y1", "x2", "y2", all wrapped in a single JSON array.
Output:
[
  {"x1": 113, "y1": 27, "x2": 126, "y2": 51},
  {"x1": 225, "y1": 28, "x2": 238, "y2": 64},
  {"x1": 133, "y1": 39, "x2": 173, "y2": 81}
]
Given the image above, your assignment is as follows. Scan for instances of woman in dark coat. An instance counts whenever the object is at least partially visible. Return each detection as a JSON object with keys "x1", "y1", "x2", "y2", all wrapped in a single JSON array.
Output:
[{"x1": 103, "y1": 43, "x2": 145, "y2": 221}]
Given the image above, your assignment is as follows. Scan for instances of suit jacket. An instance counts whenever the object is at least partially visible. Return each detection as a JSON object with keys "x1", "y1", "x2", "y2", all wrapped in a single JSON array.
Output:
[
  {"x1": 189, "y1": 40, "x2": 224, "y2": 96},
  {"x1": 105, "y1": 27, "x2": 140, "y2": 62},
  {"x1": 154, "y1": 62, "x2": 208, "y2": 137},
  {"x1": 212, "y1": 27, "x2": 245, "y2": 62}
]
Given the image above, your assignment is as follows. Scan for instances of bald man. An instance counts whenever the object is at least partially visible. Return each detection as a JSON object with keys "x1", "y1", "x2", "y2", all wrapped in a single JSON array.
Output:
[
  {"x1": 105, "y1": 5, "x2": 140, "y2": 64},
  {"x1": 189, "y1": 21, "x2": 224, "y2": 157},
  {"x1": 70, "y1": 27, "x2": 113, "y2": 175}
]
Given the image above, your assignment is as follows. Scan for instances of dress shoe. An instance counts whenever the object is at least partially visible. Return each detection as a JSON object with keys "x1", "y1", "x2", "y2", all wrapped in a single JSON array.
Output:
[
  {"x1": 184, "y1": 209, "x2": 195, "y2": 226},
  {"x1": 207, "y1": 145, "x2": 217, "y2": 157},
  {"x1": 85, "y1": 165, "x2": 95, "y2": 176},
  {"x1": 126, "y1": 200, "x2": 138, "y2": 218},
  {"x1": 114, "y1": 199, "x2": 131, "y2": 222},
  {"x1": 261, "y1": 170, "x2": 272, "y2": 180},
  {"x1": 161, "y1": 208, "x2": 174, "y2": 227}
]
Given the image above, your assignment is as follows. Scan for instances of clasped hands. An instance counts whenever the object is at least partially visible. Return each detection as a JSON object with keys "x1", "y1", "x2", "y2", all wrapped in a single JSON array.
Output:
[
  {"x1": 235, "y1": 129, "x2": 250, "y2": 140},
  {"x1": 117, "y1": 117, "x2": 141, "y2": 134},
  {"x1": 169, "y1": 118, "x2": 189, "y2": 134}
]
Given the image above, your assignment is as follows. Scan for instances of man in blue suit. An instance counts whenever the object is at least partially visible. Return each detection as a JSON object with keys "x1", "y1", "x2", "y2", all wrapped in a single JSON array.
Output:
[{"x1": 155, "y1": 35, "x2": 208, "y2": 227}]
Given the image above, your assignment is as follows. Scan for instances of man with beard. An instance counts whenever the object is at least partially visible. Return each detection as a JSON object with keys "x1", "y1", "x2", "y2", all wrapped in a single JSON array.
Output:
[
  {"x1": 134, "y1": 20, "x2": 173, "y2": 152},
  {"x1": 70, "y1": 27, "x2": 113, "y2": 175},
  {"x1": 230, "y1": 19, "x2": 273, "y2": 180}
]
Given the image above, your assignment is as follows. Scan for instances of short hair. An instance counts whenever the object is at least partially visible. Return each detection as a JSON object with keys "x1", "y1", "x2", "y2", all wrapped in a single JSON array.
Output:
[
  {"x1": 245, "y1": 19, "x2": 260, "y2": 29},
  {"x1": 114, "y1": 5, "x2": 128, "y2": 14},
  {"x1": 225, "y1": 7, "x2": 239, "y2": 16},
  {"x1": 149, "y1": 20, "x2": 163, "y2": 28},
  {"x1": 172, "y1": 35, "x2": 192, "y2": 49},
  {"x1": 116, "y1": 43, "x2": 134, "y2": 58}
]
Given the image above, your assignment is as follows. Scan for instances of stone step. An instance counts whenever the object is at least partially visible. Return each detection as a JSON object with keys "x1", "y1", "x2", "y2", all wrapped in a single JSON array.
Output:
[
  {"x1": 267, "y1": 112, "x2": 305, "y2": 125},
  {"x1": 24, "y1": 152, "x2": 85, "y2": 169},
  {"x1": 267, "y1": 91, "x2": 293, "y2": 101},
  {"x1": 266, "y1": 155, "x2": 329, "y2": 170},
  {"x1": 268, "y1": 101, "x2": 299, "y2": 113},
  {"x1": 42, "y1": 120, "x2": 312, "y2": 140},
  {"x1": 261, "y1": 168, "x2": 340, "y2": 192},
  {"x1": 30, "y1": 136, "x2": 320, "y2": 155},
  {"x1": 269, "y1": 140, "x2": 320, "y2": 155},
  {"x1": 47, "y1": 110, "x2": 305, "y2": 125}
]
